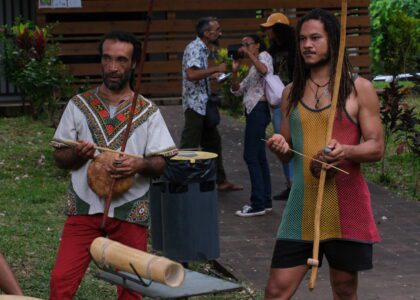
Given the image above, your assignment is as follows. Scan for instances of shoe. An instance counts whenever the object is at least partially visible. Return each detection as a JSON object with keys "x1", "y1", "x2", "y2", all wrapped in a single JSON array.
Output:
[
  {"x1": 235, "y1": 205, "x2": 266, "y2": 217},
  {"x1": 265, "y1": 207, "x2": 273, "y2": 212},
  {"x1": 273, "y1": 188, "x2": 290, "y2": 201},
  {"x1": 218, "y1": 181, "x2": 244, "y2": 192}
]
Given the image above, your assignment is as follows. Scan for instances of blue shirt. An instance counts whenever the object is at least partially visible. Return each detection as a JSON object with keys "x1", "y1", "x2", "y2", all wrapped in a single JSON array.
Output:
[{"x1": 182, "y1": 37, "x2": 210, "y2": 115}]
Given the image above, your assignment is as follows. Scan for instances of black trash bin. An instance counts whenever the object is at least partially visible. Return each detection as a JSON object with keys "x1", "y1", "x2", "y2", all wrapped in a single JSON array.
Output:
[
  {"x1": 150, "y1": 151, "x2": 219, "y2": 263},
  {"x1": 149, "y1": 179, "x2": 164, "y2": 251}
]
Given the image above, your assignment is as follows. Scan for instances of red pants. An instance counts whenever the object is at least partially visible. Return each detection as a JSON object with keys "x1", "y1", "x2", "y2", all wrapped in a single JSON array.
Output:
[{"x1": 50, "y1": 215, "x2": 148, "y2": 300}]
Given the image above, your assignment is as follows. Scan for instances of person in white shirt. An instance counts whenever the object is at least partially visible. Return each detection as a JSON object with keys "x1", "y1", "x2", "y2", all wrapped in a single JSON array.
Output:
[{"x1": 50, "y1": 30, "x2": 176, "y2": 300}]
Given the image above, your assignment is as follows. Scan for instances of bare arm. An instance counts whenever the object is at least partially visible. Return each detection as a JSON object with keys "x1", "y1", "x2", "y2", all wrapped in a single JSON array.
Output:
[
  {"x1": 186, "y1": 63, "x2": 227, "y2": 81},
  {"x1": 242, "y1": 48, "x2": 268, "y2": 75},
  {"x1": 53, "y1": 140, "x2": 96, "y2": 170},
  {"x1": 231, "y1": 49, "x2": 268, "y2": 92},
  {"x1": 0, "y1": 253, "x2": 23, "y2": 295},
  {"x1": 325, "y1": 78, "x2": 385, "y2": 165},
  {"x1": 231, "y1": 60, "x2": 241, "y2": 91},
  {"x1": 267, "y1": 84, "x2": 294, "y2": 162}
]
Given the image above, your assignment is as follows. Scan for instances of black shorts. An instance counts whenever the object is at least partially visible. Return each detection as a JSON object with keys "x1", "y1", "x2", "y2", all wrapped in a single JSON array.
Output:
[{"x1": 271, "y1": 239, "x2": 373, "y2": 272}]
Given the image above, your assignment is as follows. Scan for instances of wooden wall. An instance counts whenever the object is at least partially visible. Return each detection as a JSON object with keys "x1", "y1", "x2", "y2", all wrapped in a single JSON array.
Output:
[{"x1": 36, "y1": 0, "x2": 371, "y2": 99}]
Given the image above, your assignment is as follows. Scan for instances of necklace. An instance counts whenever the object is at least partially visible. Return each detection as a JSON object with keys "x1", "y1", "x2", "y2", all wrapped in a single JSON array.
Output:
[{"x1": 309, "y1": 78, "x2": 330, "y2": 109}]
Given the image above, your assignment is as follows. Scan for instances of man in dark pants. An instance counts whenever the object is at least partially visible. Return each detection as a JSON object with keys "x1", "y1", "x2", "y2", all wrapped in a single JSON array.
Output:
[{"x1": 180, "y1": 17, "x2": 242, "y2": 192}]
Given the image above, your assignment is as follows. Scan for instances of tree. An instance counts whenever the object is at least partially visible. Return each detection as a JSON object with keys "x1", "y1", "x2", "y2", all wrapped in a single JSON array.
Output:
[
  {"x1": 370, "y1": 1, "x2": 419, "y2": 197},
  {"x1": 370, "y1": 0, "x2": 420, "y2": 76}
]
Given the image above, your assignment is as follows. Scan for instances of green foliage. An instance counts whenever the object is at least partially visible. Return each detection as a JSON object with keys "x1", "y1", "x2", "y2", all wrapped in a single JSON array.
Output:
[
  {"x1": 370, "y1": 0, "x2": 420, "y2": 75},
  {"x1": 373, "y1": 80, "x2": 415, "y2": 90},
  {"x1": 380, "y1": 82, "x2": 406, "y2": 138},
  {"x1": 363, "y1": 143, "x2": 419, "y2": 200},
  {"x1": 379, "y1": 82, "x2": 419, "y2": 197},
  {"x1": 394, "y1": 105, "x2": 420, "y2": 156},
  {"x1": 215, "y1": 48, "x2": 249, "y2": 116},
  {"x1": 363, "y1": 90, "x2": 419, "y2": 200},
  {"x1": 393, "y1": 97, "x2": 420, "y2": 198},
  {"x1": 0, "y1": 20, "x2": 75, "y2": 122},
  {"x1": 0, "y1": 117, "x2": 117, "y2": 299}
]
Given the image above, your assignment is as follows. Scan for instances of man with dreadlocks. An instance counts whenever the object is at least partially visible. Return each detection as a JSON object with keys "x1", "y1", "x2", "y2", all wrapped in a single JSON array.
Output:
[{"x1": 264, "y1": 9, "x2": 384, "y2": 299}]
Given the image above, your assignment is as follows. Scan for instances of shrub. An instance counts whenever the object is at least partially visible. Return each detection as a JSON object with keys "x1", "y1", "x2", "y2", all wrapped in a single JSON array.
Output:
[
  {"x1": 379, "y1": 81, "x2": 419, "y2": 196},
  {"x1": 0, "y1": 20, "x2": 75, "y2": 122}
]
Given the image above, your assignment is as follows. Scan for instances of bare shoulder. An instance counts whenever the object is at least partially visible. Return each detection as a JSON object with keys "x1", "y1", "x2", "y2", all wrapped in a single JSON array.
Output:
[
  {"x1": 285, "y1": 82, "x2": 293, "y2": 91},
  {"x1": 354, "y1": 76, "x2": 375, "y2": 92},
  {"x1": 282, "y1": 82, "x2": 293, "y2": 99},
  {"x1": 353, "y1": 76, "x2": 379, "y2": 107},
  {"x1": 280, "y1": 83, "x2": 293, "y2": 110}
]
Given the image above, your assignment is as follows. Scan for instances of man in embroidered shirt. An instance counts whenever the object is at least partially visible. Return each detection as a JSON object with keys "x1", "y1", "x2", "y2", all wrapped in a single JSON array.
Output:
[
  {"x1": 49, "y1": 30, "x2": 177, "y2": 300},
  {"x1": 180, "y1": 16, "x2": 243, "y2": 192}
]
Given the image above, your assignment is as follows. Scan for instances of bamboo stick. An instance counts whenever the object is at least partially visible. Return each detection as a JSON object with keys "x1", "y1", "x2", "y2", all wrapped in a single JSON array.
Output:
[
  {"x1": 90, "y1": 237, "x2": 185, "y2": 288},
  {"x1": 261, "y1": 139, "x2": 349, "y2": 175},
  {"x1": 52, "y1": 138, "x2": 144, "y2": 159},
  {"x1": 308, "y1": 0, "x2": 348, "y2": 290}
]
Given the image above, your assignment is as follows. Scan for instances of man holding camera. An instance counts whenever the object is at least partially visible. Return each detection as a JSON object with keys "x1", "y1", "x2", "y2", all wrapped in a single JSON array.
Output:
[{"x1": 180, "y1": 17, "x2": 243, "y2": 192}]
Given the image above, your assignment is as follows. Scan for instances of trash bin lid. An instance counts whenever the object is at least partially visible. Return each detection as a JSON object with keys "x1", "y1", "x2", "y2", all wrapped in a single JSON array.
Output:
[{"x1": 171, "y1": 151, "x2": 217, "y2": 163}]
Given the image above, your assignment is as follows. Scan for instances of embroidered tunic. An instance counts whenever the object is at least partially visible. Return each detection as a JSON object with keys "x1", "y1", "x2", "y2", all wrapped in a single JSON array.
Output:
[
  {"x1": 53, "y1": 89, "x2": 177, "y2": 226},
  {"x1": 278, "y1": 101, "x2": 380, "y2": 243}
]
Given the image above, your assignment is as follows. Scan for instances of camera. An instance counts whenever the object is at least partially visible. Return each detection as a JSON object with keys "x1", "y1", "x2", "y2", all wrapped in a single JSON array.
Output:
[
  {"x1": 228, "y1": 44, "x2": 244, "y2": 60},
  {"x1": 217, "y1": 73, "x2": 231, "y2": 83}
]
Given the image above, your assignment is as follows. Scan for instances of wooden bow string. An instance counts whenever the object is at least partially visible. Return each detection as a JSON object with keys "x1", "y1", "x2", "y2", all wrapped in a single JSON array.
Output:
[
  {"x1": 307, "y1": 0, "x2": 348, "y2": 290},
  {"x1": 101, "y1": 0, "x2": 154, "y2": 230}
]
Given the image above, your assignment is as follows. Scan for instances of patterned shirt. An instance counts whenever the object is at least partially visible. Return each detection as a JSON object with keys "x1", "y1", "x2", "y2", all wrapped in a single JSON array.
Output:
[
  {"x1": 231, "y1": 51, "x2": 273, "y2": 114},
  {"x1": 53, "y1": 88, "x2": 177, "y2": 226},
  {"x1": 182, "y1": 37, "x2": 211, "y2": 115}
]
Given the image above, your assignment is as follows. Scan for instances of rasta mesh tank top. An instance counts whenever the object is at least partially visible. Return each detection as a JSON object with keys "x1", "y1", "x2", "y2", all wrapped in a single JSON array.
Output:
[{"x1": 277, "y1": 101, "x2": 380, "y2": 243}]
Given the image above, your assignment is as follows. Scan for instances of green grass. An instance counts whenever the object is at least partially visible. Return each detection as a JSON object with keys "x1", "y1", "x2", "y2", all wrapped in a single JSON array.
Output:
[
  {"x1": 0, "y1": 117, "x2": 261, "y2": 299},
  {"x1": 363, "y1": 146, "x2": 419, "y2": 200},
  {"x1": 372, "y1": 80, "x2": 416, "y2": 90},
  {"x1": 0, "y1": 117, "x2": 117, "y2": 299}
]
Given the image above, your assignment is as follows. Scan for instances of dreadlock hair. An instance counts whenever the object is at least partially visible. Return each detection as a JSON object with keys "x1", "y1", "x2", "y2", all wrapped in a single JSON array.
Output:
[
  {"x1": 268, "y1": 22, "x2": 296, "y2": 83},
  {"x1": 287, "y1": 8, "x2": 356, "y2": 116}
]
